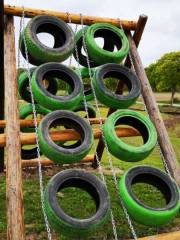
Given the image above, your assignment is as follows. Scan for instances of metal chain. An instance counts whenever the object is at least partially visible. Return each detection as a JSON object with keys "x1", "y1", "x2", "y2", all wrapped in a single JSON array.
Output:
[
  {"x1": 21, "y1": 8, "x2": 52, "y2": 240},
  {"x1": 79, "y1": 14, "x2": 138, "y2": 240},
  {"x1": 18, "y1": 15, "x2": 23, "y2": 69},
  {"x1": 72, "y1": 18, "x2": 118, "y2": 240},
  {"x1": 125, "y1": 26, "x2": 172, "y2": 178},
  {"x1": 66, "y1": 12, "x2": 73, "y2": 67}
]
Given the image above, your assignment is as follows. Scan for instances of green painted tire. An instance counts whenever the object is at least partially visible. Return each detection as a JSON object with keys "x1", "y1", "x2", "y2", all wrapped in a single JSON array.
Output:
[
  {"x1": 75, "y1": 67, "x2": 95, "y2": 101},
  {"x1": 119, "y1": 166, "x2": 180, "y2": 226},
  {"x1": 85, "y1": 23, "x2": 129, "y2": 64},
  {"x1": 44, "y1": 169, "x2": 110, "y2": 237},
  {"x1": 38, "y1": 110, "x2": 93, "y2": 164},
  {"x1": 73, "y1": 27, "x2": 114, "y2": 68},
  {"x1": 17, "y1": 68, "x2": 26, "y2": 78},
  {"x1": 92, "y1": 63, "x2": 141, "y2": 109},
  {"x1": 18, "y1": 67, "x2": 58, "y2": 103},
  {"x1": 31, "y1": 63, "x2": 83, "y2": 111},
  {"x1": 103, "y1": 110, "x2": 157, "y2": 161},
  {"x1": 74, "y1": 102, "x2": 96, "y2": 118},
  {"x1": 19, "y1": 103, "x2": 50, "y2": 132},
  {"x1": 18, "y1": 68, "x2": 36, "y2": 102},
  {"x1": 19, "y1": 15, "x2": 74, "y2": 65}
]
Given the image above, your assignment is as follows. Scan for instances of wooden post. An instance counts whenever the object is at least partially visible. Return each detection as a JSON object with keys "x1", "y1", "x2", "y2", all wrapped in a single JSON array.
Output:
[
  {"x1": 4, "y1": 5, "x2": 137, "y2": 30},
  {"x1": 0, "y1": 0, "x2": 4, "y2": 172},
  {"x1": 5, "y1": 16, "x2": 25, "y2": 240},
  {"x1": 93, "y1": 15, "x2": 148, "y2": 168},
  {"x1": 127, "y1": 32, "x2": 180, "y2": 184}
]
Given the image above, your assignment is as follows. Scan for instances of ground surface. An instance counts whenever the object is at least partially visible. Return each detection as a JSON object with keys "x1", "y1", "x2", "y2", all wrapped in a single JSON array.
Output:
[{"x1": 0, "y1": 93, "x2": 180, "y2": 239}]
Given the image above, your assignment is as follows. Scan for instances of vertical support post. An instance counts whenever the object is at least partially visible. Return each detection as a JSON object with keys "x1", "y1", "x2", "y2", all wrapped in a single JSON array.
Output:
[
  {"x1": 0, "y1": 0, "x2": 5, "y2": 172},
  {"x1": 5, "y1": 15, "x2": 25, "y2": 240},
  {"x1": 93, "y1": 15, "x2": 148, "y2": 168},
  {"x1": 127, "y1": 32, "x2": 180, "y2": 184}
]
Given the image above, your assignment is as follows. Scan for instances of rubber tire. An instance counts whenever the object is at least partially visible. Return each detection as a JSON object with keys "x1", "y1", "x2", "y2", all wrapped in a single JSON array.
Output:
[
  {"x1": 73, "y1": 26, "x2": 114, "y2": 68},
  {"x1": 19, "y1": 15, "x2": 75, "y2": 65},
  {"x1": 93, "y1": 63, "x2": 141, "y2": 109},
  {"x1": 85, "y1": 23, "x2": 129, "y2": 64},
  {"x1": 62, "y1": 102, "x2": 96, "y2": 149},
  {"x1": 31, "y1": 63, "x2": 83, "y2": 111},
  {"x1": 119, "y1": 166, "x2": 180, "y2": 226},
  {"x1": 38, "y1": 110, "x2": 93, "y2": 164},
  {"x1": 20, "y1": 104, "x2": 50, "y2": 160},
  {"x1": 44, "y1": 169, "x2": 110, "y2": 237},
  {"x1": 18, "y1": 67, "x2": 58, "y2": 103},
  {"x1": 74, "y1": 102, "x2": 96, "y2": 118},
  {"x1": 17, "y1": 68, "x2": 26, "y2": 78},
  {"x1": 19, "y1": 103, "x2": 51, "y2": 133},
  {"x1": 103, "y1": 109, "x2": 157, "y2": 161},
  {"x1": 76, "y1": 67, "x2": 95, "y2": 101}
]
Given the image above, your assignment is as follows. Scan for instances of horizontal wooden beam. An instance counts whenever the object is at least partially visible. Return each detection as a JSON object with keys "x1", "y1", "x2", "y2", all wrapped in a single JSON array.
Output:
[
  {"x1": 0, "y1": 127, "x2": 140, "y2": 147},
  {"x1": 4, "y1": 5, "x2": 137, "y2": 30},
  {"x1": 21, "y1": 155, "x2": 94, "y2": 167},
  {"x1": 138, "y1": 230, "x2": 180, "y2": 240},
  {"x1": 0, "y1": 118, "x2": 105, "y2": 128}
]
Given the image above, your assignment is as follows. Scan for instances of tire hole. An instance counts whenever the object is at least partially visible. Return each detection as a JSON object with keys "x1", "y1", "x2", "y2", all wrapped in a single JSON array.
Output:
[
  {"x1": 49, "y1": 120, "x2": 84, "y2": 149},
  {"x1": 115, "y1": 124, "x2": 144, "y2": 147},
  {"x1": 56, "y1": 186, "x2": 97, "y2": 219},
  {"x1": 103, "y1": 77, "x2": 130, "y2": 96},
  {"x1": 37, "y1": 32, "x2": 55, "y2": 48},
  {"x1": 132, "y1": 182, "x2": 167, "y2": 208}
]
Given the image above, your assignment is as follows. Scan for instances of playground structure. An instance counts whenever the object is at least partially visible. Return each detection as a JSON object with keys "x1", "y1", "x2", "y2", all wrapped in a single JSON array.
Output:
[{"x1": 0, "y1": 3, "x2": 180, "y2": 240}]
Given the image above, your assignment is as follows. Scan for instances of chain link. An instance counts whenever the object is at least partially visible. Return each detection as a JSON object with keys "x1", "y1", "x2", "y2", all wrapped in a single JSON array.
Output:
[
  {"x1": 21, "y1": 8, "x2": 52, "y2": 240},
  {"x1": 73, "y1": 17, "x2": 118, "y2": 240},
  {"x1": 78, "y1": 14, "x2": 138, "y2": 240}
]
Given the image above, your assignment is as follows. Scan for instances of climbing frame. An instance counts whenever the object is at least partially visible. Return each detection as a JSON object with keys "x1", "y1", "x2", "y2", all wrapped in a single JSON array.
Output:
[{"x1": 2, "y1": 4, "x2": 180, "y2": 240}]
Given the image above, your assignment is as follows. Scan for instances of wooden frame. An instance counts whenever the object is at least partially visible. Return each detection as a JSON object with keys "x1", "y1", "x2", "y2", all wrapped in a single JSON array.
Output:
[
  {"x1": 3, "y1": 4, "x2": 180, "y2": 240},
  {"x1": 5, "y1": 15, "x2": 24, "y2": 240},
  {"x1": 0, "y1": 0, "x2": 4, "y2": 172}
]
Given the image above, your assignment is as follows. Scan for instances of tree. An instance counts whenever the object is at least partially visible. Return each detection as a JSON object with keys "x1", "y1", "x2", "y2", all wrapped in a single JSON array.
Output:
[{"x1": 145, "y1": 52, "x2": 180, "y2": 105}]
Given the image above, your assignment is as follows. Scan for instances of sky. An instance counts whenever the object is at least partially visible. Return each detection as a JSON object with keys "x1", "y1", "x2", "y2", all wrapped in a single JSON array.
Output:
[{"x1": 5, "y1": 0, "x2": 180, "y2": 67}]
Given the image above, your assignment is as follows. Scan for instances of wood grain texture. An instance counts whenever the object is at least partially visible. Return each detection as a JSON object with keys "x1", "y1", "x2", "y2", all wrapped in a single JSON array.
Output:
[
  {"x1": 0, "y1": 127, "x2": 140, "y2": 147},
  {"x1": 127, "y1": 32, "x2": 180, "y2": 185},
  {"x1": 0, "y1": 117, "x2": 106, "y2": 128},
  {"x1": 21, "y1": 155, "x2": 94, "y2": 167},
  {"x1": 0, "y1": 0, "x2": 5, "y2": 172},
  {"x1": 4, "y1": 4, "x2": 137, "y2": 30},
  {"x1": 138, "y1": 231, "x2": 180, "y2": 240},
  {"x1": 4, "y1": 16, "x2": 25, "y2": 240}
]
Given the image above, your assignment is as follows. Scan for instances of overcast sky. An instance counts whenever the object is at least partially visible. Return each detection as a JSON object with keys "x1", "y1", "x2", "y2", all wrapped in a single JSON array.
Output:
[{"x1": 5, "y1": 0, "x2": 180, "y2": 67}]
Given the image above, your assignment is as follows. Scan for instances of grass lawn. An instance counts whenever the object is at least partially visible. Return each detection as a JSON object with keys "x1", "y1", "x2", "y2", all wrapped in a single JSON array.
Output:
[{"x1": 0, "y1": 102, "x2": 180, "y2": 239}]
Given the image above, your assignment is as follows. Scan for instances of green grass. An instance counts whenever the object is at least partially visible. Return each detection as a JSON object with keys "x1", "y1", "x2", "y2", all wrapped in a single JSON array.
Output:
[{"x1": 0, "y1": 102, "x2": 180, "y2": 239}]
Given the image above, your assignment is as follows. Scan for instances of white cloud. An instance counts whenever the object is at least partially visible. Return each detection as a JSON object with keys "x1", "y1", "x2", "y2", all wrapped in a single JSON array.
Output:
[{"x1": 5, "y1": 0, "x2": 180, "y2": 66}]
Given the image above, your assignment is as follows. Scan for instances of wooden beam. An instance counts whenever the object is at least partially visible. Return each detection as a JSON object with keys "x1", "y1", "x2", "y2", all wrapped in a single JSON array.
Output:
[
  {"x1": 4, "y1": 5, "x2": 137, "y2": 30},
  {"x1": 0, "y1": 117, "x2": 106, "y2": 128},
  {"x1": 0, "y1": 127, "x2": 140, "y2": 147},
  {"x1": 21, "y1": 155, "x2": 94, "y2": 167},
  {"x1": 5, "y1": 16, "x2": 25, "y2": 240},
  {"x1": 138, "y1": 231, "x2": 180, "y2": 240},
  {"x1": 127, "y1": 32, "x2": 180, "y2": 184},
  {"x1": 93, "y1": 15, "x2": 148, "y2": 168},
  {"x1": 0, "y1": 0, "x2": 4, "y2": 172},
  {"x1": 125, "y1": 14, "x2": 148, "y2": 67}
]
